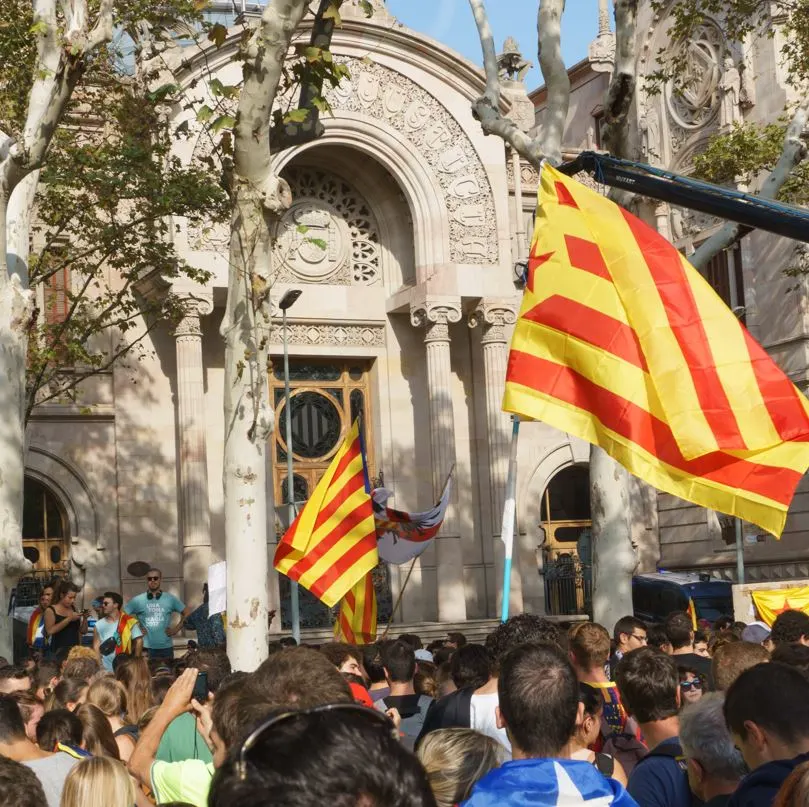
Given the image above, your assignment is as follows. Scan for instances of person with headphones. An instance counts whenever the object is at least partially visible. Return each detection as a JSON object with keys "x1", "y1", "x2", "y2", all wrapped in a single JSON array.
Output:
[{"x1": 124, "y1": 569, "x2": 192, "y2": 662}]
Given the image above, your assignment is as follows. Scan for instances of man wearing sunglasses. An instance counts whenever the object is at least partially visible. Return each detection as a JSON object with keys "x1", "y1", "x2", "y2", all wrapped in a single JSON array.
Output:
[
  {"x1": 93, "y1": 592, "x2": 143, "y2": 671},
  {"x1": 124, "y1": 569, "x2": 191, "y2": 662}
]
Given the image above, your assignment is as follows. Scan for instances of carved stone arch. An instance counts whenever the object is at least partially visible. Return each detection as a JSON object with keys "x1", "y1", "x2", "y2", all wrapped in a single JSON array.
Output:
[
  {"x1": 273, "y1": 114, "x2": 453, "y2": 280},
  {"x1": 25, "y1": 446, "x2": 101, "y2": 560}
]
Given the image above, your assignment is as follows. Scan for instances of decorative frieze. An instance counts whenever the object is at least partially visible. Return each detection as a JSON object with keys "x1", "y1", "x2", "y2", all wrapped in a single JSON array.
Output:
[{"x1": 272, "y1": 321, "x2": 386, "y2": 348}]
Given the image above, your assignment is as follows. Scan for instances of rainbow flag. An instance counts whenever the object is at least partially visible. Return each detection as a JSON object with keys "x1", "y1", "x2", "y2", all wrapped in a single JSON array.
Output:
[
  {"x1": 333, "y1": 572, "x2": 377, "y2": 645},
  {"x1": 274, "y1": 420, "x2": 378, "y2": 607},
  {"x1": 27, "y1": 607, "x2": 44, "y2": 647},
  {"x1": 503, "y1": 163, "x2": 809, "y2": 537}
]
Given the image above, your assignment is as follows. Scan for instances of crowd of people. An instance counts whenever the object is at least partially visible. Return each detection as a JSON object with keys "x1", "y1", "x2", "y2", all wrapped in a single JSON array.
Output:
[{"x1": 4, "y1": 578, "x2": 809, "y2": 806}]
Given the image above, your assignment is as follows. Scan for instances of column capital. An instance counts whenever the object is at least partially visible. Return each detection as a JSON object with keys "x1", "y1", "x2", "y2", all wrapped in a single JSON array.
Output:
[
  {"x1": 174, "y1": 294, "x2": 214, "y2": 339},
  {"x1": 468, "y1": 300, "x2": 519, "y2": 344},
  {"x1": 410, "y1": 298, "x2": 462, "y2": 343}
]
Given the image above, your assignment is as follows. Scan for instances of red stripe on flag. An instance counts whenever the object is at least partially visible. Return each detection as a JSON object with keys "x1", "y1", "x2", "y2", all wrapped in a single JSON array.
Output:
[
  {"x1": 284, "y1": 489, "x2": 374, "y2": 580},
  {"x1": 313, "y1": 466, "x2": 366, "y2": 532},
  {"x1": 555, "y1": 181, "x2": 579, "y2": 209},
  {"x1": 565, "y1": 234, "x2": 611, "y2": 281},
  {"x1": 507, "y1": 350, "x2": 799, "y2": 503},
  {"x1": 743, "y1": 330, "x2": 809, "y2": 442},
  {"x1": 523, "y1": 295, "x2": 649, "y2": 372},
  {"x1": 308, "y1": 535, "x2": 377, "y2": 600},
  {"x1": 362, "y1": 576, "x2": 374, "y2": 638},
  {"x1": 620, "y1": 210, "x2": 747, "y2": 451}
]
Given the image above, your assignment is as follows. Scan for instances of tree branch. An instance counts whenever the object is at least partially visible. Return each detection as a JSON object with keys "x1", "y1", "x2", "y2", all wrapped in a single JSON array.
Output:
[
  {"x1": 88, "y1": 0, "x2": 115, "y2": 49},
  {"x1": 467, "y1": 0, "x2": 545, "y2": 168},
  {"x1": 692, "y1": 96, "x2": 809, "y2": 270},
  {"x1": 601, "y1": 0, "x2": 637, "y2": 159},
  {"x1": 537, "y1": 0, "x2": 570, "y2": 165}
]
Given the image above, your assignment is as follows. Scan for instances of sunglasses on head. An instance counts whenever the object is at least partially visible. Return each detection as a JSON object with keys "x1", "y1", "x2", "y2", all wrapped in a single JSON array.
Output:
[
  {"x1": 680, "y1": 679, "x2": 702, "y2": 691},
  {"x1": 235, "y1": 703, "x2": 398, "y2": 781}
]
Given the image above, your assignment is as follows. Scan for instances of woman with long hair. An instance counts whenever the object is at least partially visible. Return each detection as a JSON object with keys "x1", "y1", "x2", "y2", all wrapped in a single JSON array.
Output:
[
  {"x1": 86, "y1": 677, "x2": 137, "y2": 761},
  {"x1": 45, "y1": 678, "x2": 88, "y2": 712},
  {"x1": 114, "y1": 655, "x2": 154, "y2": 725},
  {"x1": 43, "y1": 579, "x2": 86, "y2": 662},
  {"x1": 59, "y1": 757, "x2": 135, "y2": 807},
  {"x1": 74, "y1": 703, "x2": 121, "y2": 759},
  {"x1": 417, "y1": 728, "x2": 506, "y2": 807}
]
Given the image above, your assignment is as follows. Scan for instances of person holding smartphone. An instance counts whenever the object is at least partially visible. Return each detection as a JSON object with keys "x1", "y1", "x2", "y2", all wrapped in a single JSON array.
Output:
[{"x1": 43, "y1": 580, "x2": 87, "y2": 662}]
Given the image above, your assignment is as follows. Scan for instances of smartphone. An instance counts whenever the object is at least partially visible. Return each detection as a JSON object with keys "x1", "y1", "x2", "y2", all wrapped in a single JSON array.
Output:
[{"x1": 192, "y1": 670, "x2": 208, "y2": 703}]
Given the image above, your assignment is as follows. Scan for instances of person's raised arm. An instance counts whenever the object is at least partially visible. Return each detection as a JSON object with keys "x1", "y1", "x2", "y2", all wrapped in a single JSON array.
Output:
[{"x1": 128, "y1": 667, "x2": 198, "y2": 786}]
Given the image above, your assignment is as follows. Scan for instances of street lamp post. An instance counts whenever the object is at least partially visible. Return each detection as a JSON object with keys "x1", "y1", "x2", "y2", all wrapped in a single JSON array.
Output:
[{"x1": 280, "y1": 289, "x2": 302, "y2": 644}]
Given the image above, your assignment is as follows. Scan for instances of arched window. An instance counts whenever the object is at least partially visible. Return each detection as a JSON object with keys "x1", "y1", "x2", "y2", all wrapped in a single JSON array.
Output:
[{"x1": 22, "y1": 478, "x2": 68, "y2": 574}]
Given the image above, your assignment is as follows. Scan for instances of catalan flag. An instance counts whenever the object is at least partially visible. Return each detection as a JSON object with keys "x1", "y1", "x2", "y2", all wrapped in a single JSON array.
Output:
[
  {"x1": 503, "y1": 163, "x2": 809, "y2": 537},
  {"x1": 274, "y1": 419, "x2": 378, "y2": 607},
  {"x1": 333, "y1": 572, "x2": 377, "y2": 645}
]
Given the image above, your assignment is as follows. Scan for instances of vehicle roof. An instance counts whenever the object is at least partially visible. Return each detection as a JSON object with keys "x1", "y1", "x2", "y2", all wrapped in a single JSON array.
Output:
[{"x1": 634, "y1": 572, "x2": 732, "y2": 592}]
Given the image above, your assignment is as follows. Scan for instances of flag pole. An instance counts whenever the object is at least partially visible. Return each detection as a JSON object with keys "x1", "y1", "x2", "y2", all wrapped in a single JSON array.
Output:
[
  {"x1": 500, "y1": 416, "x2": 520, "y2": 623},
  {"x1": 380, "y1": 556, "x2": 418, "y2": 641},
  {"x1": 735, "y1": 518, "x2": 745, "y2": 584}
]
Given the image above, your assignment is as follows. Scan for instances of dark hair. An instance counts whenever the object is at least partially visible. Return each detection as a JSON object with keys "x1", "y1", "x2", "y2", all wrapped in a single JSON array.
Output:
[
  {"x1": 32, "y1": 662, "x2": 59, "y2": 695},
  {"x1": 398, "y1": 633, "x2": 423, "y2": 651},
  {"x1": 664, "y1": 612, "x2": 694, "y2": 651},
  {"x1": 51, "y1": 579, "x2": 80, "y2": 604},
  {"x1": 647, "y1": 624, "x2": 672, "y2": 650},
  {"x1": 771, "y1": 642, "x2": 809, "y2": 677},
  {"x1": 0, "y1": 755, "x2": 47, "y2": 807},
  {"x1": 210, "y1": 673, "x2": 252, "y2": 749},
  {"x1": 498, "y1": 642, "x2": 578, "y2": 757},
  {"x1": 714, "y1": 615, "x2": 735, "y2": 632},
  {"x1": 75, "y1": 703, "x2": 120, "y2": 759},
  {"x1": 61, "y1": 656, "x2": 100, "y2": 683},
  {"x1": 318, "y1": 643, "x2": 361, "y2": 671},
  {"x1": 362, "y1": 643, "x2": 387, "y2": 685},
  {"x1": 208, "y1": 707, "x2": 437, "y2": 807},
  {"x1": 111, "y1": 653, "x2": 131, "y2": 675},
  {"x1": 613, "y1": 616, "x2": 646, "y2": 644},
  {"x1": 432, "y1": 646, "x2": 454, "y2": 667},
  {"x1": 772, "y1": 610, "x2": 809, "y2": 645},
  {"x1": 9, "y1": 692, "x2": 42, "y2": 724},
  {"x1": 382, "y1": 641, "x2": 416, "y2": 683},
  {"x1": 678, "y1": 665, "x2": 701, "y2": 682},
  {"x1": 485, "y1": 614, "x2": 561, "y2": 671},
  {"x1": 147, "y1": 567, "x2": 162, "y2": 577},
  {"x1": 0, "y1": 666, "x2": 31, "y2": 686},
  {"x1": 279, "y1": 637, "x2": 298, "y2": 648},
  {"x1": 616, "y1": 647, "x2": 679, "y2": 723},
  {"x1": 151, "y1": 675, "x2": 174, "y2": 705},
  {"x1": 450, "y1": 644, "x2": 490, "y2": 690},
  {"x1": 48, "y1": 677, "x2": 88, "y2": 711},
  {"x1": 185, "y1": 649, "x2": 232, "y2": 695},
  {"x1": 578, "y1": 682, "x2": 604, "y2": 718},
  {"x1": 0, "y1": 695, "x2": 26, "y2": 743},
  {"x1": 102, "y1": 592, "x2": 123, "y2": 609},
  {"x1": 694, "y1": 630, "x2": 707, "y2": 645},
  {"x1": 447, "y1": 632, "x2": 467, "y2": 648},
  {"x1": 725, "y1": 662, "x2": 809, "y2": 744},
  {"x1": 36, "y1": 708, "x2": 82, "y2": 750}
]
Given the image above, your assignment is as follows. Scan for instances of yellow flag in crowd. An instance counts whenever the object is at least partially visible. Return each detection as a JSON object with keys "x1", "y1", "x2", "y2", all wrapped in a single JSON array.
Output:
[
  {"x1": 752, "y1": 587, "x2": 809, "y2": 626},
  {"x1": 333, "y1": 572, "x2": 378, "y2": 645},
  {"x1": 503, "y1": 163, "x2": 809, "y2": 537}
]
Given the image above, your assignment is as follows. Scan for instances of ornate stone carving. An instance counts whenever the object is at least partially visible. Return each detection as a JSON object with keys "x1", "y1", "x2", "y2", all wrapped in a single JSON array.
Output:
[
  {"x1": 324, "y1": 58, "x2": 498, "y2": 264},
  {"x1": 174, "y1": 294, "x2": 214, "y2": 340},
  {"x1": 498, "y1": 37, "x2": 532, "y2": 83},
  {"x1": 410, "y1": 300, "x2": 463, "y2": 343},
  {"x1": 468, "y1": 301, "x2": 518, "y2": 344},
  {"x1": 272, "y1": 321, "x2": 385, "y2": 348},
  {"x1": 665, "y1": 22, "x2": 724, "y2": 130},
  {"x1": 506, "y1": 157, "x2": 539, "y2": 192},
  {"x1": 588, "y1": 0, "x2": 615, "y2": 73}
]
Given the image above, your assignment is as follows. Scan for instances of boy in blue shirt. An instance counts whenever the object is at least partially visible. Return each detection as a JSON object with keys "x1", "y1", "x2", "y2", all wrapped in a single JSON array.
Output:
[{"x1": 124, "y1": 568, "x2": 191, "y2": 661}]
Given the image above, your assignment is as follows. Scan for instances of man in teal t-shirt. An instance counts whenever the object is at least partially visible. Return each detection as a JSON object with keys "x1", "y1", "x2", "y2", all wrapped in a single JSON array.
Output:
[{"x1": 124, "y1": 568, "x2": 190, "y2": 661}]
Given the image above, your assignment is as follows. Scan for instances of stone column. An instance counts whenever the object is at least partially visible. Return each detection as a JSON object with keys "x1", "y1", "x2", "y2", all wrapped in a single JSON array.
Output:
[
  {"x1": 174, "y1": 296, "x2": 214, "y2": 606},
  {"x1": 469, "y1": 300, "x2": 522, "y2": 615},
  {"x1": 410, "y1": 299, "x2": 467, "y2": 623}
]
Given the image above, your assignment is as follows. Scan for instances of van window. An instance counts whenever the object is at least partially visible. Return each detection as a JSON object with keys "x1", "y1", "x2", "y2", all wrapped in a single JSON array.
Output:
[
  {"x1": 660, "y1": 584, "x2": 688, "y2": 616},
  {"x1": 693, "y1": 596, "x2": 732, "y2": 623},
  {"x1": 633, "y1": 580, "x2": 659, "y2": 618}
]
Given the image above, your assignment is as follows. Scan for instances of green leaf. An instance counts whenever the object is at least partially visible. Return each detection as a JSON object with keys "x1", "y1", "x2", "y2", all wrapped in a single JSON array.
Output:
[
  {"x1": 284, "y1": 108, "x2": 310, "y2": 123},
  {"x1": 196, "y1": 104, "x2": 214, "y2": 122},
  {"x1": 359, "y1": 0, "x2": 374, "y2": 17},
  {"x1": 29, "y1": 20, "x2": 49, "y2": 35},
  {"x1": 210, "y1": 114, "x2": 235, "y2": 134},
  {"x1": 208, "y1": 22, "x2": 228, "y2": 49},
  {"x1": 307, "y1": 238, "x2": 327, "y2": 251},
  {"x1": 322, "y1": 2, "x2": 342, "y2": 24},
  {"x1": 209, "y1": 77, "x2": 224, "y2": 96},
  {"x1": 296, "y1": 224, "x2": 309, "y2": 234},
  {"x1": 147, "y1": 83, "x2": 179, "y2": 102}
]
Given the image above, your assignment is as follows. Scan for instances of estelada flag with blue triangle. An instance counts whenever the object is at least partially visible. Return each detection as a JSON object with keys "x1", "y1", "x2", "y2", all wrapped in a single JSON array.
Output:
[{"x1": 503, "y1": 162, "x2": 809, "y2": 537}]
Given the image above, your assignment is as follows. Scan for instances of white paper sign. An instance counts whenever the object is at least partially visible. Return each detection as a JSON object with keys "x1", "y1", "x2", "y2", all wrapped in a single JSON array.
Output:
[{"x1": 208, "y1": 561, "x2": 227, "y2": 616}]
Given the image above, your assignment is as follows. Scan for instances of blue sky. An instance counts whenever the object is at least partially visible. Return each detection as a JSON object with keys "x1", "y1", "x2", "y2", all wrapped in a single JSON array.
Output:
[{"x1": 386, "y1": 0, "x2": 602, "y2": 89}]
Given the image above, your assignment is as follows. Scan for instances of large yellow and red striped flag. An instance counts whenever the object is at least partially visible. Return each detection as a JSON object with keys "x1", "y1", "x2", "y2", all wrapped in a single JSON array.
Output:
[
  {"x1": 333, "y1": 572, "x2": 377, "y2": 645},
  {"x1": 274, "y1": 420, "x2": 378, "y2": 607},
  {"x1": 503, "y1": 163, "x2": 809, "y2": 537}
]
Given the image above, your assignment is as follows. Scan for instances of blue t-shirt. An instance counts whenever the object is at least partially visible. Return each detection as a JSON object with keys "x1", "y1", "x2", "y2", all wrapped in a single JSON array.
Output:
[
  {"x1": 95, "y1": 615, "x2": 143, "y2": 670},
  {"x1": 124, "y1": 592, "x2": 184, "y2": 650},
  {"x1": 627, "y1": 737, "x2": 692, "y2": 807}
]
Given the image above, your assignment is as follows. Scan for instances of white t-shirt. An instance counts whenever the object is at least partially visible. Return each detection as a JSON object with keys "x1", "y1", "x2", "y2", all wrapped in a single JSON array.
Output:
[{"x1": 470, "y1": 692, "x2": 511, "y2": 754}]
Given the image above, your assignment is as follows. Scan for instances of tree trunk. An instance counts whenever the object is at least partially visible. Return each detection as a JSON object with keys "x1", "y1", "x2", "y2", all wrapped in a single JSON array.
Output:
[
  {"x1": 0, "y1": 277, "x2": 34, "y2": 660},
  {"x1": 590, "y1": 445, "x2": 634, "y2": 633},
  {"x1": 221, "y1": 181, "x2": 276, "y2": 671}
]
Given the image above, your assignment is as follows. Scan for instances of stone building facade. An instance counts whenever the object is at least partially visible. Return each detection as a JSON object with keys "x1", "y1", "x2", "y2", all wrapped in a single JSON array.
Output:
[{"x1": 20, "y1": 0, "x2": 809, "y2": 631}]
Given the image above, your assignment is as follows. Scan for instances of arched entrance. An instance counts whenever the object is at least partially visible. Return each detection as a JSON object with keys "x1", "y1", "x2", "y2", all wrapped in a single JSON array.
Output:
[
  {"x1": 540, "y1": 465, "x2": 592, "y2": 616},
  {"x1": 22, "y1": 476, "x2": 69, "y2": 577}
]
